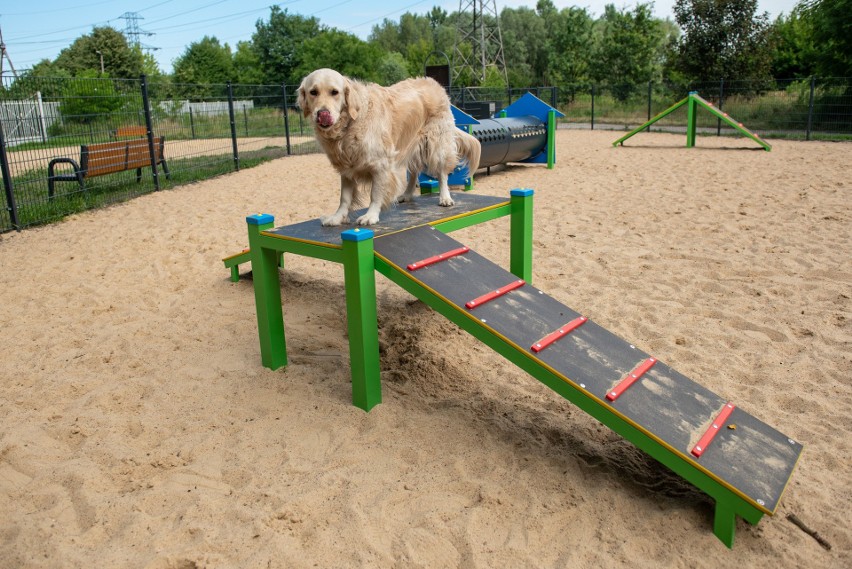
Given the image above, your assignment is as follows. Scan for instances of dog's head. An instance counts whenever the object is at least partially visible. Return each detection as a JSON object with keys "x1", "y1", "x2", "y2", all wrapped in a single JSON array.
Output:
[{"x1": 297, "y1": 68, "x2": 362, "y2": 134}]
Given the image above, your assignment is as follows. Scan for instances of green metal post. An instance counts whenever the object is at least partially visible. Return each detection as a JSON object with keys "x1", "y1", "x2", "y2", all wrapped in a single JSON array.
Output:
[
  {"x1": 341, "y1": 228, "x2": 382, "y2": 412},
  {"x1": 247, "y1": 214, "x2": 287, "y2": 370},
  {"x1": 547, "y1": 110, "x2": 557, "y2": 169},
  {"x1": 686, "y1": 92, "x2": 698, "y2": 148},
  {"x1": 510, "y1": 189, "x2": 534, "y2": 283}
]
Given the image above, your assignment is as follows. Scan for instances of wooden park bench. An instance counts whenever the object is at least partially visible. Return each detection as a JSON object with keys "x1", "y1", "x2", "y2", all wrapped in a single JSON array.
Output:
[
  {"x1": 113, "y1": 125, "x2": 148, "y2": 138},
  {"x1": 47, "y1": 136, "x2": 170, "y2": 198}
]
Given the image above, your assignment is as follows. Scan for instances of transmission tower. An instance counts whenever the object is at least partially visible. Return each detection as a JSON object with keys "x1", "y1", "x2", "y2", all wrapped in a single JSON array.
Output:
[
  {"x1": 120, "y1": 12, "x2": 156, "y2": 50},
  {"x1": 0, "y1": 25, "x2": 18, "y2": 78},
  {"x1": 452, "y1": 0, "x2": 507, "y2": 87}
]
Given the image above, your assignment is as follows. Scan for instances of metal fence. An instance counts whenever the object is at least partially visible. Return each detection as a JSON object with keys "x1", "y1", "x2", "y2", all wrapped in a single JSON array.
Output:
[
  {"x1": 0, "y1": 75, "x2": 319, "y2": 232},
  {"x1": 2, "y1": 74, "x2": 850, "y2": 232},
  {"x1": 453, "y1": 77, "x2": 852, "y2": 138}
]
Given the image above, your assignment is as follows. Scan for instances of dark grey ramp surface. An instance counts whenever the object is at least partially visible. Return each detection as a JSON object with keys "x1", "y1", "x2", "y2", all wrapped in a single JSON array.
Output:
[
  {"x1": 374, "y1": 224, "x2": 803, "y2": 513},
  {"x1": 265, "y1": 192, "x2": 508, "y2": 246}
]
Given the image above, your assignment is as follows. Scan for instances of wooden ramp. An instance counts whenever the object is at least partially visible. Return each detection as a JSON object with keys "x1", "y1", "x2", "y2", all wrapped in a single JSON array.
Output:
[
  {"x1": 612, "y1": 92, "x2": 771, "y2": 151},
  {"x1": 371, "y1": 224, "x2": 802, "y2": 547}
]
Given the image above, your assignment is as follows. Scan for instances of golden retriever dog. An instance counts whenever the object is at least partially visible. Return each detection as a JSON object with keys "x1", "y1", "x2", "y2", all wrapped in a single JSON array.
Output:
[{"x1": 297, "y1": 68, "x2": 481, "y2": 226}]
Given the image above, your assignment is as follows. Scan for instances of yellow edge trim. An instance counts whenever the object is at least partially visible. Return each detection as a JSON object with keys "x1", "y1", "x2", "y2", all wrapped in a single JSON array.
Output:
[
  {"x1": 222, "y1": 249, "x2": 250, "y2": 262},
  {"x1": 260, "y1": 231, "x2": 342, "y2": 250},
  {"x1": 375, "y1": 250, "x2": 781, "y2": 517}
]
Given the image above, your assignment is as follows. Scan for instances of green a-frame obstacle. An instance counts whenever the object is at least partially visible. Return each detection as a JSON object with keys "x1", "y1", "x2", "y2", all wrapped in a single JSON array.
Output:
[
  {"x1": 613, "y1": 92, "x2": 772, "y2": 151},
  {"x1": 240, "y1": 190, "x2": 800, "y2": 548}
]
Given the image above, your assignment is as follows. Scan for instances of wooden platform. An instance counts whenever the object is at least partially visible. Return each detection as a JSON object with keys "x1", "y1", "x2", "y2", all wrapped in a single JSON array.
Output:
[
  {"x1": 372, "y1": 224, "x2": 802, "y2": 517},
  {"x1": 264, "y1": 193, "x2": 509, "y2": 246}
]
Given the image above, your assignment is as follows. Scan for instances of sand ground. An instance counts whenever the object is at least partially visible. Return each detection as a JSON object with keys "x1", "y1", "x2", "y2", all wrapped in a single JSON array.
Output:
[{"x1": 1, "y1": 130, "x2": 849, "y2": 568}]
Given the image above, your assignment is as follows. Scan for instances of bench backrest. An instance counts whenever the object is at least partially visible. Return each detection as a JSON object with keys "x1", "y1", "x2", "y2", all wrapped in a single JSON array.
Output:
[
  {"x1": 81, "y1": 137, "x2": 164, "y2": 177},
  {"x1": 115, "y1": 126, "x2": 147, "y2": 138}
]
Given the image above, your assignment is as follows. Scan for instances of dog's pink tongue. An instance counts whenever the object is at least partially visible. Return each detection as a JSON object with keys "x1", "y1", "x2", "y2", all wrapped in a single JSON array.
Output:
[{"x1": 317, "y1": 110, "x2": 333, "y2": 127}]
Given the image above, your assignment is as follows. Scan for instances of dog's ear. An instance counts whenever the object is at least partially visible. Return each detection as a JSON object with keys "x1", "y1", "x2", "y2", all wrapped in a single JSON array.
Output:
[
  {"x1": 344, "y1": 78, "x2": 361, "y2": 121},
  {"x1": 296, "y1": 81, "x2": 310, "y2": 118}
]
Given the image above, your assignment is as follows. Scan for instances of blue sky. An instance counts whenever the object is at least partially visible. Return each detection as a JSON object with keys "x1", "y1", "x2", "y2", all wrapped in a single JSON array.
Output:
[{"x1": 2, "y1": 0, "x2": 801, "y2": 75}]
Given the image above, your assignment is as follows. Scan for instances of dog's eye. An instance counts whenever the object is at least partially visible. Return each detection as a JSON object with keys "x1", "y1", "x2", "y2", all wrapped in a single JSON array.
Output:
[
  {"x1": 331, "y1": 89, "x2": 339, "y2": 96},
  {"x1": 309, "y1": 89, "x2": 318, "y2": 96}
]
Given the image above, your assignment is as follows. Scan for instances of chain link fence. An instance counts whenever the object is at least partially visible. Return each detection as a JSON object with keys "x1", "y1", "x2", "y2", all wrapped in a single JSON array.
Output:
[{"x1": 2, "y1": 75, "x2": 850, "y2": 232}]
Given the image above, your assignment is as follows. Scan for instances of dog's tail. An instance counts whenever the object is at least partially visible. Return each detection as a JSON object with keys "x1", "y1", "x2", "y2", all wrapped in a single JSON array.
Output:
[{"x1": 454, "y1": 128, "x2": 481, "y2": 177}]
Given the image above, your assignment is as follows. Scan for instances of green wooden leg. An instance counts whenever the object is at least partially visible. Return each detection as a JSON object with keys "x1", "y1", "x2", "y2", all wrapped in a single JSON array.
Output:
[
  {"x1": 341, "y1": 228, "x2": 382, "y2": 412},
  {"x1": 510, "y1": 189, "x2": 534, "y2": 283},
  {"x1": 687, "y1": 92, "x2": 698, "y2": 148},
  {"x1": 247, "y1": 214, "x2": 287, "y2": 370},
  {"x1": 713, "y1": 499, "x2": 737, "y2": 549},
  {"x1": 229, "y1": 265, "x2": 240, "y2": 282}
]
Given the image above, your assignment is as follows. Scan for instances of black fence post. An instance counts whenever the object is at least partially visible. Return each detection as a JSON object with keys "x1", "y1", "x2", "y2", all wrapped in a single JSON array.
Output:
[
  {"x1": 140, "y1": 74, "x2": 161, "y2": 191},
  {"x1": 717, "y1": 78, "x2": 724, "y2": 136},
  {"x1": 0, "y1": 118, "x2": 20, "y2": 230},
  {"x1": 227, "y1": 82, "x2": 240, "y2": 171},
  {"x1": 591, "y1": 84, "x2": 596, "y2": 130},
  {"x1": 646, "y1": 81, "x2": 652, "y2": 132},
  {"x1": 189, "y1": 107, "x2": 196, "y2": 139},
  {"x1": 282, "y1": 83, "x2": 292, "y2": 156},
  {"x1": 806, "y1": 76, "x2": 815, "y2": 141}
]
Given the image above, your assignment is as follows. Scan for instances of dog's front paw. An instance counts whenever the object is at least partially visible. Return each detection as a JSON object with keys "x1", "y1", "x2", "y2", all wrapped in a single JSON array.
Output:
[
  {"x1": 438, "y1": 195, "x2": 455, "y2": 207},
  {"x1": 321, "y1": 213, "x2": 348, "y2": 226},
  {"x1": 355, "y1": 212, "x2": 380, "y2": 226}
]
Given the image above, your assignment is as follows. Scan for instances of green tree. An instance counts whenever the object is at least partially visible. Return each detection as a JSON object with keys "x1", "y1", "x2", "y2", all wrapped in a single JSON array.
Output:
[
  {"x1": 59, "y1": 69, "x2": 125, "y2": 124},
  {"x1": 54, "y1": 26, "x2": 144, "y2": 79},
  {"x1": 173, "y1": 37, "x2": 235, "y2": 87},
  {"x1": 252, "y1": 7, "x2": 322, "y2": 85},
  {"x1": 2, "y1": 60, "x2": 70, "y2": 98},
  {"x1": 669, "y1": 0, "x2": 773, "y2": 82},
  {"x1": 801, "y1": 0, "x2": 852, "y2": 77},
  {"x1": 544, "y1": 5, "x2": 595, "y2": 85},
  {"x1": 500, "y1": 6, "x2": 548, "y2": 86},
  {"x1": 769, "y1": 8, "x2": 817, "y2": 79},
  {"x1": 233, "y1": 41, "x2": 265, "y2": 84},
  {"x1": 376, "y1": 52, "x2": 410, "y2": 85},
  {"x1": 294, "y1": 30, "x2": 385, "y2": 83},
  {"x1": 591, "y1": 3, "x2": 666, "y2": 100}
]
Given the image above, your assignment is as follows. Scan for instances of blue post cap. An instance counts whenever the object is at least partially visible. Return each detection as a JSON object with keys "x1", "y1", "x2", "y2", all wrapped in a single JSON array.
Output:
[
  {"x1": 510, "y1": 188, "x2": 534, "y2": 197},
  {"x1": 246, "y1": 213, "x2": 274, "y2": 225},
  {"x1": 341, "y1": 228, "x2": 374, "y2": 242},
  {"x1": 420, "y1": 179, "x2": 439, "y2": 190},
  {"x1": 689, "y1": 90, "x2": 698, "y2": 95}
]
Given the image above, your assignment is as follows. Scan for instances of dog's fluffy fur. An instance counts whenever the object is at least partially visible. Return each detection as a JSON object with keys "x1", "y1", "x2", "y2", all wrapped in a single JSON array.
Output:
[{"x1": 297, "y1": 68, "x2": 481, "y2": 226}]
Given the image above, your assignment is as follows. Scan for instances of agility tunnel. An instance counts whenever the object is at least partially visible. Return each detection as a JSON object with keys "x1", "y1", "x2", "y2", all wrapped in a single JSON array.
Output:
[
  {"x1": 613, "y1": 91, "x2": 771, "y2": 151},
  {"x1": 242, "y1": 190, "x2": 802, "y2": 548},
  {"x1": 432, "y1": 93, "x2": 564, "y2": 189}
]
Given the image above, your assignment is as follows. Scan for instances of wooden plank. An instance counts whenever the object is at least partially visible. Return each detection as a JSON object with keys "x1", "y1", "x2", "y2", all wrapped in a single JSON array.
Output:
[
  {"x1": 125, "y1": 139, "x2": 153, "y2": 169},
  {"x1": 373, "y1": 225, "x2": 802, "y2": 514},
  {"x1": 84, "y1": 142, "x2": 129, "y2": 176},
  {"x1": 265, "y1": 192, "x2": 509, "y2": 246}
]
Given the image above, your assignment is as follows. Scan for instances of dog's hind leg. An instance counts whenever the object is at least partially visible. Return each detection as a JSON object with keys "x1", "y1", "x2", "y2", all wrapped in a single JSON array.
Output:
[
  {"x1": 398, "y1": 167, "x2": 420, "y2": 203},
  {"x1": 321, "y1": 175, "x2": 356, "y2": 226},
  {"x1": 436, "y1": 172, "x2": 454, "y2": 207}
]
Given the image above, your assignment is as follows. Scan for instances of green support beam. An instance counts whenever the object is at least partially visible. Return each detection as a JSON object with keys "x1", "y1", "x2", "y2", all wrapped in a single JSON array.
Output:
[
  {"x1": 246, "y1": 214, "x2": 287, "y2": 370},
  {"x1": 613, "y1": 92, "x2": 771, "y2": 151},
  {"x1": 341, "y1": 229, "x2": 382, "y2": 412}
]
